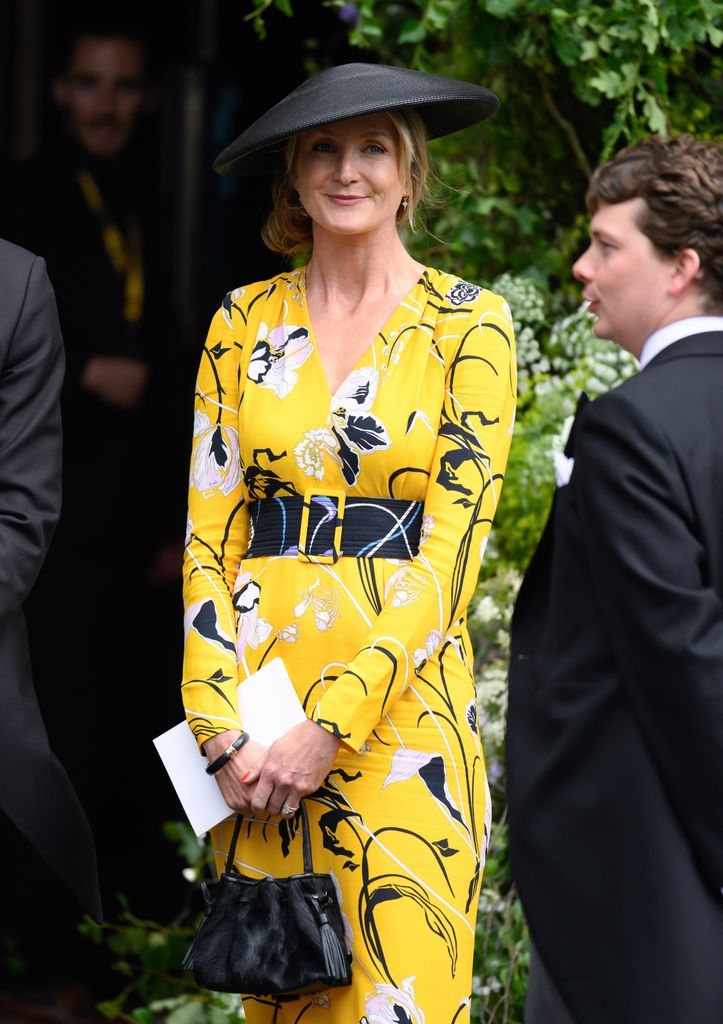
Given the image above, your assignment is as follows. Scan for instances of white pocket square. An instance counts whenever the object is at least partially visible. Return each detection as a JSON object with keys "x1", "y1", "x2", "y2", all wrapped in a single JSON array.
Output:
[{"x1": 553, "y1": 451, "x2": 575, "y2": 487}]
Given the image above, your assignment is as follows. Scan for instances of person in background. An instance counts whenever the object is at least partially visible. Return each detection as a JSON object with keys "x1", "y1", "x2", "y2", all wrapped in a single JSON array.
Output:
[
  {"x1": 0, "y1": 239, "x2": 102, "y2": 1009},
  {"x1": 183, "y1": 62, "x2": 516, "y2": 1021},
  {"x1": 507, "y1": 134, "x2": 723, "y2": 1024},
  {"x1": 0, "y1": 16, "x2": 185, "y2": 995}
]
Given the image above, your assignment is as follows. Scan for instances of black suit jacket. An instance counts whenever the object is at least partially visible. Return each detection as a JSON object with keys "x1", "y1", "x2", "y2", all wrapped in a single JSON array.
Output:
[
  {"x1": 507, "y1": 332, "x2": 723, "y2": 1023},
  {"x1": 0, "y1": 239, "x2": 101, "y2": 921}
]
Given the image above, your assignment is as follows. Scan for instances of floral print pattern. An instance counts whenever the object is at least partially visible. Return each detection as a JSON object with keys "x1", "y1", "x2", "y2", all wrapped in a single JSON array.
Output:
[
  {"x1": 233, "y1": 575, "x2": 272, "y2": 657},
  {"x1": 294, "y1": 427, "x2": 336, "y2": 481},
  {"x1": 292, "y1": 367, "x2": 393, "y2": 487},
  {"x1": 182, "y1": 266, "x2": 516, "y2": 1022},
  {"x1": 247, "y1": 321, "x2": 312, "y2": 398},
  {"x1": 189, "y1": 411, "x2": 241, "y2": 498},
  {"x1": 294, "y1": 579, "x2": 340, "y2": 632},
  {"x1": 447, "y1": 280, "x2": 482, "y2": 306},
  {"x1": 363, "y1": 976, "x2": 425, "y2": 1024}
]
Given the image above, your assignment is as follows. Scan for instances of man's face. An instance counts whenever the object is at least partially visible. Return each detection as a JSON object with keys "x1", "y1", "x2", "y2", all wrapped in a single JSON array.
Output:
[
  {"x1": 572, "y1": 197, "x2": 677, "y2": 359},
  {"x1": 53, "y1": 37, "x2": 146, "y2": 158}
]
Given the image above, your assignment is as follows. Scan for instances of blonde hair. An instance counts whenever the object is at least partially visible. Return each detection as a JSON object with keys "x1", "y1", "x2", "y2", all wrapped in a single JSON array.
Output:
[{"x1": 261, "y1": 108, "x2": 430, "y2": 257}]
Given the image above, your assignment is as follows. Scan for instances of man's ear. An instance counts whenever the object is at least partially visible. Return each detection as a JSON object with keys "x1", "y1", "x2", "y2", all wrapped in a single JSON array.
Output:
[{"x1": 669, "y1": 246, "x2": 702, "y2": 297}]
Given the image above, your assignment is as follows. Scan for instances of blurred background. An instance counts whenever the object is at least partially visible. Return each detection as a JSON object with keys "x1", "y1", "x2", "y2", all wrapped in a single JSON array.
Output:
[{"x1": 0, "y1": 0, "x2": 359, "y2": 334}]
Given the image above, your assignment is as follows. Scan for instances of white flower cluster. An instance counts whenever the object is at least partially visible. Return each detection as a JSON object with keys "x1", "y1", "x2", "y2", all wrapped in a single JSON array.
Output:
[
  {"x1": 493, "y1": 273, "x2": 550, "y2": 393},
  {"x1": 548, "y1": 303, "x2": 637, "y2": 394},
  {"x1": 493, "y1": 272, "x2": 547, "y2": 326},
  {"x1": 476, "y1": 661, "x2": 508, "y2": 749},
  {"x1": 469, "y1": 594, "x2": 499, "y2": 625},
  {"x1": 472, "y1": 971, "x2": 503, "y2": 998}
]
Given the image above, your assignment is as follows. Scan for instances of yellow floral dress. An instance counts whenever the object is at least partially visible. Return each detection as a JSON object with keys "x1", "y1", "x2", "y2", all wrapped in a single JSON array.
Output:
[{"x1": 182, "y1": 267, "x2": 516, "y2": 1023}]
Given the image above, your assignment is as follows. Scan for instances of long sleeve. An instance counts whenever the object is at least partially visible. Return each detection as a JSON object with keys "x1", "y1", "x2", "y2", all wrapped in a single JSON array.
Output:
[
  {"x1": 182, "y1": 297, "x2": 248, "y2": 749},
  {"x1": 311, "y1": 290, "x2": 516, "y2": 750},
  {"x1": 574, "y1": 390, "x2": 723, "y2": 889},
  {"x1": 0, "y1": 253, "x2": 64, "y2": 624}
]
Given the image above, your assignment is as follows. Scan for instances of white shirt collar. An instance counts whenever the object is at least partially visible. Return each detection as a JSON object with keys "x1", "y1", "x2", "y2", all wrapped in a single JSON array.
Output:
[{"x1": 639, "y1": 317, "x2": 723, "y2": 369}]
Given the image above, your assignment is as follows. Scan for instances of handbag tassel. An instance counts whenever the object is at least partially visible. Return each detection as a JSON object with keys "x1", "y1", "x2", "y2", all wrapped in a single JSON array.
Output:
[{"x1": 317, "y1": 904, "x2": 348, "y2": 979}]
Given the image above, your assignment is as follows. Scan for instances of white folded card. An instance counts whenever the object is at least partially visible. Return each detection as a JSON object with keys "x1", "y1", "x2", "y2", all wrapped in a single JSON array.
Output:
[{"x1": 153, "y1": 657, "x2": 306, "y2": 836}]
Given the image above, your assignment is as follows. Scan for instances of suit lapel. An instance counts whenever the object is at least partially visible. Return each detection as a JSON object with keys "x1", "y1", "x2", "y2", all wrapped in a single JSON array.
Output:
[{"x1": 564, "y1": 391, "x2": 590, "y2": 457}]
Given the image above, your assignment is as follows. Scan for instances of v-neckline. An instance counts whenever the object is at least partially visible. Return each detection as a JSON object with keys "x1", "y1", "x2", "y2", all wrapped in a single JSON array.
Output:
[{"x1": 299, "y1": 267, "x2": 430, "y2": 400}]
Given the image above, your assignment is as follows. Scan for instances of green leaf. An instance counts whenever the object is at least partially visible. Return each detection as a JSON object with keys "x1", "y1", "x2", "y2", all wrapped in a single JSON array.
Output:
[
  {"x1": 97, "y1": 1000, "x2": 123, "y2": 1021},
  {"x1": 483, "y1": 0, "x2": 520, "y2": 18},
  {"x1": 589, "y1": 69, "x2": 622, "y2": 98},
  {"x1": 131, "y1": 1010, "x2": 155, "y2": 1024},
  {"x1": 641, "y1": 21, "x2": 660, "y2": 53},
  {"x1": 398, "y1": 18, "x2": 426, "y2": 43},
  {"x1": 167, "y1": 1002, "x2": 210, "y2": 1024},
  {"x1": 552, "y1": 31, "x2": 580, "y2": 67},
  {"x1": 639, "y1": 90, "x2": 669, "y2": 134}
]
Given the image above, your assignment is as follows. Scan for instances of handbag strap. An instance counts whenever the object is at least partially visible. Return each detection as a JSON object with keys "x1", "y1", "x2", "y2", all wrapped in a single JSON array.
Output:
[
  {"x1": 299, "y1": 802, "x2": 313, "y2": 873},
  {"x1": 222, "y1": 802, "x2": 314, "y2": 876},
  {"x1": 223, "y1": 814, "x2": 245, "y2": 877}
]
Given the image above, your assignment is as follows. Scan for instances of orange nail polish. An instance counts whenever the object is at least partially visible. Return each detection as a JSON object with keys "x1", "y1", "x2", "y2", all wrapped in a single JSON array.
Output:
[{"x1": 242, "y1": 770, "x2": 251, "y2": 782}]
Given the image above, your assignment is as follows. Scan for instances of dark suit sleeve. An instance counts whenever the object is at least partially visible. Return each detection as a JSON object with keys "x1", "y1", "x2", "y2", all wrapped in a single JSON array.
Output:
[
  {"x1": 573, "y1": 391, "x2": 723, "y2": 890},
  {"x1": 0, "y1": 256, "x2": 64, "y2": 622}
]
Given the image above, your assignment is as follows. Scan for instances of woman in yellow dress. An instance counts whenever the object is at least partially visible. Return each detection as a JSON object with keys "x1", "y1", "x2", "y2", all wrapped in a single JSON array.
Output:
[{"x1": 182, "y1": 63, "x2": 516, "y2": 1023}]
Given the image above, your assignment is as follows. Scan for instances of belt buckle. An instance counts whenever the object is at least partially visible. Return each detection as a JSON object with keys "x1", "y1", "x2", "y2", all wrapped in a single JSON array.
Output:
[{"x1": 298, "y1": 487, "x2": 346, "y2": 564}]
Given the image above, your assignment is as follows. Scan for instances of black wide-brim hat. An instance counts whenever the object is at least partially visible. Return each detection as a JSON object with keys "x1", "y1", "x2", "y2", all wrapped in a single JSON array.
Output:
[{"x1": 214, "y1": 62, "x2": 500, "y2": 176}]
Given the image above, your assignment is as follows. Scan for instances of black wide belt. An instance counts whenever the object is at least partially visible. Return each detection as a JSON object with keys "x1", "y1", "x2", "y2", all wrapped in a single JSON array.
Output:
[{"x1": 245, "y1": 490, "x2": 423, "y2": 563}]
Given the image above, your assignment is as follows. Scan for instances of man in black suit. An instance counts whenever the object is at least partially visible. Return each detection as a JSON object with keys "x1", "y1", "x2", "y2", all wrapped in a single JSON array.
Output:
[
  {"x1": 0, "y1": 240, "x2": 102, "y2": 929},
  {"x1": 506, "y1": 134, "x2": 723, "y2": 1023},
  {"x1": 0, "y1": 20, "x2": 155, "y2": 812}
]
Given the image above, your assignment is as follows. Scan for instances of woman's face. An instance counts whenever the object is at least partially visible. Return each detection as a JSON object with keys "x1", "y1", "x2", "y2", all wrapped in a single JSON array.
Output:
[{"x1": 292, "y1": 113, "x2": 408, "y2": 242}]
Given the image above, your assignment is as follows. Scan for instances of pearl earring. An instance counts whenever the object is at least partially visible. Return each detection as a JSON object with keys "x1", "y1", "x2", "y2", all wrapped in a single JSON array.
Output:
[{"x1": 401, "y1": 195, "x2": 409, "y2": 210}]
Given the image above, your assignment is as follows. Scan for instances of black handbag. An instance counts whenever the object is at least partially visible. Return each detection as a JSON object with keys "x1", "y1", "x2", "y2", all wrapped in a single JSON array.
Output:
[{"x1": 182, "y1": 802, "x2": 352, "y2": 997}]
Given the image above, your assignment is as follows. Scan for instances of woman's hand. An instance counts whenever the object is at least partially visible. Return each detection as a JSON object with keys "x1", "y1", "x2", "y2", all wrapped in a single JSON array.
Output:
[
  {"x1": 249, "y1": 719, "x2": 341, "y2": 817},
  {"x1": 203, "y1": 730, "x2": 268, "y2": 814}
]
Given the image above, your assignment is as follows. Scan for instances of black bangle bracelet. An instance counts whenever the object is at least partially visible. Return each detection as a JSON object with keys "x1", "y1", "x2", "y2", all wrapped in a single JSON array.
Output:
[{"x1": 205, "y1": 731, "x2": 250, "y2": 775}]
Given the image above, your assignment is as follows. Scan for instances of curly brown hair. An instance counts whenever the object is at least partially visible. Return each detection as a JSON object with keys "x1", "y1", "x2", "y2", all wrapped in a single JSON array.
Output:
[
  {"x1": 586, "y1": 134, "x2": 723, "y2": 311},
  {"x1": 261, "y1": 109, "x2": 430, "y2": 258}
]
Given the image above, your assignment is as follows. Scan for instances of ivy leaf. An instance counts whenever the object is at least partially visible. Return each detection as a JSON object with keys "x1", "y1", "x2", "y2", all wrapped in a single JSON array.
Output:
[{"x1": 589, "y1": 68, "x2": 624, "y2": 99}]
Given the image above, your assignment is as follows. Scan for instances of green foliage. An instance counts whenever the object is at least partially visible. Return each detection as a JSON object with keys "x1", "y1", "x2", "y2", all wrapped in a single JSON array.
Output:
[
  {"x1": 244, "y1": 0, "x2": 294, "y2": 38},
  {"x1": 474, "y1": 821, "x2": 529, "y2": 1024},
  {"x1": 462, "y1": 277, "x2": 635, "y2": 1018},
  {"x1": 76, "y1": 828, "x2": 222, "y2": 1023},
  {"x1": 79, "y1": 905, "x2": 197, "y2": 1021},
  {"x1": 244, "y1": 0, "x2": 723, "y2": 283},
  {"x1": 320, "y1": 0, "x2": 723, "y2": 285}
]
